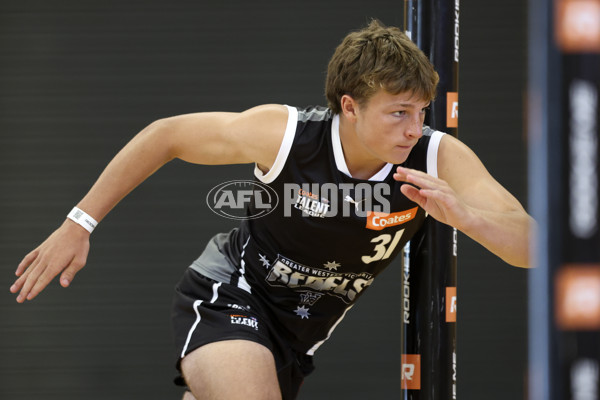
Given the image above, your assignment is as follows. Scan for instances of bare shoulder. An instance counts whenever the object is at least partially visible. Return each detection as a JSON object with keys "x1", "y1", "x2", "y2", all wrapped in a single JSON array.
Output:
[
  {"x1": 231, "y1": 104, "x2": 290, "y2": 170},
  {"x1": 162, "y1": 104, "x2": 291, "y2": 168},
  {"x1": 236, "y1": 103, "x2": 289, "y2": 121},
  {"x1": 436, "y1": 134, "x2": 489, "y2": 184}
]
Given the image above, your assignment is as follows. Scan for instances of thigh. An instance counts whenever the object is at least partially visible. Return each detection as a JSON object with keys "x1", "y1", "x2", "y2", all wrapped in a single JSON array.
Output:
[
  {"x1": 181, "y1": 339, "x2": 281, "y2": 400},
  {"x1": 172, "y1": 269, "x2": 275, "y2": 365},
  {"x1": 171, "y1": 269, "x2": 313, "y2": 399}
]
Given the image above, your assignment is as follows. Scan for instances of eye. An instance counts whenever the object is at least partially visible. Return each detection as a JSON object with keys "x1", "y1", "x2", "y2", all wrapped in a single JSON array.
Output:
[
  {"x1": 420, "y1": 106, "x2": 430, "y2": 114},
  {"x1": 392, "y1": 110, "x2": 407, "y2": 117}
]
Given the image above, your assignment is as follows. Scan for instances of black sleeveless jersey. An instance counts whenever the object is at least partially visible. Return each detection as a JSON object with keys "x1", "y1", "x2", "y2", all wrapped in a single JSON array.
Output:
[{"x1": 190, "y1": 105, "x2": 445, "y2": 355}]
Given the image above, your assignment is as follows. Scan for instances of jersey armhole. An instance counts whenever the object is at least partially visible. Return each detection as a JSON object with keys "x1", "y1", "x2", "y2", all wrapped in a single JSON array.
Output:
[
  {"x1": 254, "y1": 105, "x2": 298, "y2": 183},
  {"x1": 426, "y1": 130, "x2": 445, "y2": 178}
]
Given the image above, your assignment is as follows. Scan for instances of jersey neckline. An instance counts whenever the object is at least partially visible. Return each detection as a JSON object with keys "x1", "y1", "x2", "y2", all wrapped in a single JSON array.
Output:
[{"x1": 331, "y1": 114, "x2": 393, "y2": 182}]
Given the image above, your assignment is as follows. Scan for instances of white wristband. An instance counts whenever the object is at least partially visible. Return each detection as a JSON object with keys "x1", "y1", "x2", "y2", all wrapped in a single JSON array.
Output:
[{"x1": 67, "y1": 207, "x2": 98, "y2": 233}]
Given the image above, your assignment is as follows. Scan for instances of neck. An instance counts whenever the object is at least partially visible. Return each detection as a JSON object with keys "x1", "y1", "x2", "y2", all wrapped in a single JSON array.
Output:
[{"x1": 338, "y1": 115, "x2": 386, "y2": 180}]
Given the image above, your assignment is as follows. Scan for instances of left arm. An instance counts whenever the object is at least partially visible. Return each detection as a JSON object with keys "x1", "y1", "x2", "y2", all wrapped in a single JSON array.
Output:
[{"x1": 394, "y1": 135, "x2": 533, "y2": 268}]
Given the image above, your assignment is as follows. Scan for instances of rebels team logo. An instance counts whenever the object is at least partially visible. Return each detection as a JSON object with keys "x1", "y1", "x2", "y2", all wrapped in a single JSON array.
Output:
[{"x1": 266, "y1": 255, "x2": 374, "y2": 304}]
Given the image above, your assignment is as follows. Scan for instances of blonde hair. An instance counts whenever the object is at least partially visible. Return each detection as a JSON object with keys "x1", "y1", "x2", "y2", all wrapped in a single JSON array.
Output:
[{"x1": 325, "y1": 20, "x2": 439, "y2": 113}]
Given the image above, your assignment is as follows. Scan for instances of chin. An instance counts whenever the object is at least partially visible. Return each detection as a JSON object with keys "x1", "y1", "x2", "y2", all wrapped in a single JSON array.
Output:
[{"x1": 386, "y1": 150, "x2": 411, "y2": 165}]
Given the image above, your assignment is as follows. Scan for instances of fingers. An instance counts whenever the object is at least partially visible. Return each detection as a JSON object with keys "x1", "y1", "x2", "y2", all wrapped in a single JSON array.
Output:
[
  {"x1": 11, "y1": 256, "x2": 48, "y2": 303},
  {"x1": 10, "y1": 249, "x2": 42, "y2": 299},
  {"x1": 60, "y1": 256, "x2": 87, "y2": 288},
  {"x1": 28, "y1": 263, "x2": 68, "y2": 301},
  {"x1": 394, "y1": 166, "x2": 439, "y2": 188},
  {"x1": 400, "y1": 183, "x2": 426, "y2": 207},
  {"x1": 15, "y1": 249, "x2": 39, "y2": 277},
  {"x1": 11, "y1": 250, "x2": 43, "y2": 292},
  {"x1": 397, "y1": 167, "x2": 468, "y2": 228},
  {"x1": 9, "y1": 266, "x2": 33, "y2": 299},
  {"x1": 396, "y1": 166, "x2": 440, "y2": 207},
  {"x1": 21, "y1": 256, "x2": 62, "y2": 302},
  {"x1": 10, "y1": 253, "x2": 85, "y2": 303},
  {"x1": 11, "y1": 221, "x2": 91, "y2": 303},
  {"x1": 12, "y1": 261, "x2": 63, "y2": 303}
]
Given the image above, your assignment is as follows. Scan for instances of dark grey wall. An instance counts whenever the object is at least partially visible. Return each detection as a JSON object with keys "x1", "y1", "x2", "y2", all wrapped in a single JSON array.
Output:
[{"x1": 0, "y1": 1, "x2": 528, "y2": 399}]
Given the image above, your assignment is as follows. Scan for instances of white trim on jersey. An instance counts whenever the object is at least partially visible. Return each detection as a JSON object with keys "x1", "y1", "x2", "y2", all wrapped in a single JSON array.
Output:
[
  {"x1": 237, "y1": 236, "x2": 252, "y2": 294},
  {"x1": 180, "y1": 282, "x2": 222, "y2": 358},
  {"x1": 254, "y1": 105, "x2": 298, "y2": 184},
  {"x1": 426, "y1": 130, "x2": 445, "y2": 178},
  {"x1": 306, "y1": 305, "x2": 354, "y2": 356},
  {"x1": 332, "y1": 114, "x2": 394, "y2": 181}
]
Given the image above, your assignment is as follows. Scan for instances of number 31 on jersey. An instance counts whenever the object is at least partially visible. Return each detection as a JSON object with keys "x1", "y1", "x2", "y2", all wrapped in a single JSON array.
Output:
[{"x1": 361, "y1": 229, "x2": 405, "y2": 264}]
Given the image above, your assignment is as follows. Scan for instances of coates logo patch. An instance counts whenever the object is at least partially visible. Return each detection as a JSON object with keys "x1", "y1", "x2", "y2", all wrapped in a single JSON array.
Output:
[
  {"x1": 555, "y1": 0, "x2": 600, "y2": 53},
  {"x1": 229, "y1": 314, "x2": 259, "y2": 331},
  {"x1": 555, "y1": 264, "x2": 600, "y2": 330},
  {"x1": 366, "y1": 207, "x2": 418, "y2": 230},
  {"x1": 401, "y1": 354, "x2": 421, "y2": 390}
]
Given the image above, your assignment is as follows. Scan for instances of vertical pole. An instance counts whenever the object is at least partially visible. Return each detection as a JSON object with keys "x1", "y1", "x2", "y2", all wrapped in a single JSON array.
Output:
[
  {"x1": 529, "y1": 0, "x2": 600, "y2": 399},
  {"x1": 401, "y1": 1, "x2": 459, "y2": 399}
]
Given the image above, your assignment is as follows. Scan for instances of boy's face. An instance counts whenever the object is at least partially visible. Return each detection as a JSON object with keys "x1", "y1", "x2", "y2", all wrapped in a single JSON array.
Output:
[{"x1": 353, "y1": 88, "x2": 430, "y2": 165}]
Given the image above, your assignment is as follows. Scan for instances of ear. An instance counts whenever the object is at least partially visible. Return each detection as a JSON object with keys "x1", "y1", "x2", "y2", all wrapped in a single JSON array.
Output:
[{"x1": 340, "y1": 94, "x2": 359, "y2": 123}]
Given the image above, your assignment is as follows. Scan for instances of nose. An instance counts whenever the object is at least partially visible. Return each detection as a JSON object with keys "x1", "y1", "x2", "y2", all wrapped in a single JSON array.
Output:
[{"x1": 406, "y1": 114, "x2": 423, "y2": 139}]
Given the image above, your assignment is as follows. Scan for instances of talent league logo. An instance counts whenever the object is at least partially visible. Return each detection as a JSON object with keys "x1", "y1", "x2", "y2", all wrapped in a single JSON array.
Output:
[
  {"x1": 292, "y1": 187, "x2": 331, "y2": 218},
  {"x1": 283, "y1": 182, "x2": 392, "y2": 217},
  {"x1": 206, "y1": 180, "x2": 279, "y2": 220}
]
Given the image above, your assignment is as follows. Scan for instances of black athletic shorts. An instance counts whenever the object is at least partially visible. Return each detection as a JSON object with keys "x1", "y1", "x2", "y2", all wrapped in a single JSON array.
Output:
[{"x1": 171, "y1": 268, "x2": 315, "y2": 400}]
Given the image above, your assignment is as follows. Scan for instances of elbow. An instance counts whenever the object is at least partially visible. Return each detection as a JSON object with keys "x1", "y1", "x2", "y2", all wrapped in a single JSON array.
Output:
[
  {"x1": 508, "y1": 258, "x2": 533, "y2": 269},
  {"x1": 140, "y1": 118, "x2": 178, "y2": 162},
  {"x1": 498, "y1": 252, "x2": 531, "y2": 269},
  {"x1": 506, "y1": 215, "x2": 535, "y2": 269},
  {"x1": 501, "y1": 242, "x2": 533, "y2": 269}
]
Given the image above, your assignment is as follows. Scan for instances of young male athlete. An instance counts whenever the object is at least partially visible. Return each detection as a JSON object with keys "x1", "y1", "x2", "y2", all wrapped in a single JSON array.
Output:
[{"x1": 10, "y1": 20, "x2": 532, "y2": 400}]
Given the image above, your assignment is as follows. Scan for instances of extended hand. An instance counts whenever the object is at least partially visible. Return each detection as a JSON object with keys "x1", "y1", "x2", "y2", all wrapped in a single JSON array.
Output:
[
  {"x1": 10, "y1": 220, "x2": 90, "y2": 303},
  {"x1": 393, "y1": 166, "x2": 470, "y2": 229}
]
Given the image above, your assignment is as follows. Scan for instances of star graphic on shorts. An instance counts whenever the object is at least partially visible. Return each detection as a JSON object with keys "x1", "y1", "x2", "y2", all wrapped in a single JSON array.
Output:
[
  {"x1": 323, "y1": 261, "x2": 340, "y2": 271},
  {"x1": 258, "y1": 253, "x2": 270, "y2": 268},
  {"x1": 294, "y1": 305, "x2": 311, "y2": 319}
]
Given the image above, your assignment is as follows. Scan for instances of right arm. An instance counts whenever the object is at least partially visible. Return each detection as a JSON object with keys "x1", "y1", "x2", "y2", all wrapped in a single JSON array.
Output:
[{"x1": 10, "y1": 104, "x2": 290, "y2": 302}]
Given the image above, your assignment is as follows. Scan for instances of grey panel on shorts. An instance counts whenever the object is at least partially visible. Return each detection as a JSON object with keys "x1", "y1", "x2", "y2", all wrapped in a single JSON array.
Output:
[{"x1": 189, "y1": 233, "x2": 237, "y2": 283}]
